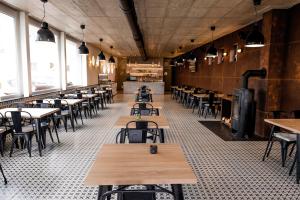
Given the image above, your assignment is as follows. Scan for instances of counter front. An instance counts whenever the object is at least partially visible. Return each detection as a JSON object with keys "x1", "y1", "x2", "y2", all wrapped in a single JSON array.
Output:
[{"x1": 123, "y1": 81, "x2": 164, "y2": 94}]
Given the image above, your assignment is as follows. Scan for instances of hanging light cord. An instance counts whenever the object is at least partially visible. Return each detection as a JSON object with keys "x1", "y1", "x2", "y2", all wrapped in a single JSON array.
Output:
[
  {"x1": 82, "y1": 28, "x2": 85, "y2": 42},
  {"x1": 41, "y1": 2, "x2": 46, "y2": 22}
]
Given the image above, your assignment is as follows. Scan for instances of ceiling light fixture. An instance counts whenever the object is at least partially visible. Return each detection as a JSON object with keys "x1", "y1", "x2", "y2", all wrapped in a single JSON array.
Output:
[
  {"x1": 78, "y1": 24, "x2": 89, "y2": 55},
  {"x1": 206, "y1": 26, "x2": 218, "y2": 58},
  {"x1": 36, "y1": 0, "x2": 55, "y2": 43},
  {"x1": 108, "y1": 46, "x2": 115, "y2": 63},
  {"x1": 245, "y1": 0, "x2": 265, "y2": 48},
  {"x1": 98, "y1": 38, "x2": 106, "y2": 61}
]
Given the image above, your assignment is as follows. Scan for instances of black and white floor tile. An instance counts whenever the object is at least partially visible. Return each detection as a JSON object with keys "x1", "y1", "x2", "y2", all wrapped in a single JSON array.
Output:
[{"x1": 0, "y1": 94, "x2": 299, "y2": 200}]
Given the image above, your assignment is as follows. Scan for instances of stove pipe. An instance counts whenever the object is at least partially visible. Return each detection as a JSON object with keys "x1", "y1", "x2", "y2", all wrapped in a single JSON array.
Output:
[{"x1": 241, "y1": 68, "x2": 267, "y2": 89}]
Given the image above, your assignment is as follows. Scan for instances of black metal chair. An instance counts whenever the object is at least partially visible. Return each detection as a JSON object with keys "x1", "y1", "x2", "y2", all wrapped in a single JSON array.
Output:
[
  {"x1": 131, "y1": 103, "x2": 155, "y2": 116},
  {"x1": 0, "y1": 113, "x2": 10, "y2": 157},
  {"x1": 262, "y1": 110, "x2": 296, "y2": 167},
  {"x1": 53, "y1": 100, "x2": 72, "y2": 132},
  {"x1": 5, "y1": 111, "x2": 36, "y2": 157},
  {"x1": 99, "y1": 185, "x2": 174, "y2": 200},
  {"x1": 202, "y1": 92, "x2": 218, "y2": 118},
  {"x1": 34, "y1": 102, "x2": 60, "y2": 144},
  {"x1": 116, "y1": 121, "x2": 159, "y2": 144}
]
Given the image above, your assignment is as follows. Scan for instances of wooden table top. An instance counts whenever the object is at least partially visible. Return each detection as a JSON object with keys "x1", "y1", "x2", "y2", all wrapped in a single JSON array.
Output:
[
  {"x1": 183, "y1": 90, "x2": 193, "y2": 93},
  {"x1": 44, "y1": 99, "x2": 84, "y2": 106},
  {"x1": 65, "y1": 94, "x2": 97, "y2": 98},
  {"x1": 265, "y1": 119, "x2": 300, "y2": 134},
  {"x1": 0, "y1": 108, "x2": 59, "y2": 119},
  {"x1": 84, "y1": 144, "x2": 197, "y2": 186},
  {"x1": 193, "y1": 93, "x2": 224, "y2": 98},
  {"x1": 114, "y1": 115, "x2": 169, "y2": 129},
  {"x1": 127, "y1": 102, "x2": 162, "y2": 109},
  {"x1": 80, "y1": 90, "x2": 106, "y2": 94}
]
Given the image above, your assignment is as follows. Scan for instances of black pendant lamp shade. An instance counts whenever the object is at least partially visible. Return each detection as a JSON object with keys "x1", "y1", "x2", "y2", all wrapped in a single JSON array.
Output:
[
  {"x1": 108, "y1": 46, "x2": 115, "y2": 63},
  {"x1": 245, "y1": 0, "x2": 265, "y2": 48},
  {"x1": 245, "y1": 28, "x2": 264, "y2": 47},
  {"x1": 109, "y1": 56, "x2": 115, "y2": 63},
  {"x1": 78, "y1": 24, "x2": 89, "y2": 55},
  {"x1": 79, "y1": 42, "x2": 89, "y2": 55},
  {"x1": 206, "y1": 26, "x2": 218, "y2": 58},
  {"x1": 176, "y1": 57, "x2": 183, "y2": 64},
  {"x1": 188, "y1": 52, "x2": 197, "y2": 61},
  {"x1": 206, "y1": 45, "x2": 218, "y2": 58},
  {"x1": 98, "y1": 38, "x2": 106, "y2": 60},
  {"x1": 36, "y1": 0, "x2": 55, "y2": 43}
]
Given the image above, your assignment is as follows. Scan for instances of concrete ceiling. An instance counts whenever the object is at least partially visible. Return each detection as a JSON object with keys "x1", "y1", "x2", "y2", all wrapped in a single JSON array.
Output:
[{"x1": 2, "y1": 0, "x2": 300, "y2": 58}]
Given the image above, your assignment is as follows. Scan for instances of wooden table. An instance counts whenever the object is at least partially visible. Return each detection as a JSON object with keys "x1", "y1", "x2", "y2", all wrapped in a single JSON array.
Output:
[
  {"x1": 85, "y1": 144, "x2": 197, "y2": 200},
  {"x1": 114, "y1": 116, "x2": 169, "y2": 129},
  {"x1": 0, "y1": 108, "x2": 59, "y2": 156},
  {"x1": 114, "y1": 115, "x2": 169, "y2": 143},
  {"x1": 127, "y1": 102, "x2": 162, "y2": 109},
  {"x1": 264, "y1": 119, "x2": 300, "y2": 183}
]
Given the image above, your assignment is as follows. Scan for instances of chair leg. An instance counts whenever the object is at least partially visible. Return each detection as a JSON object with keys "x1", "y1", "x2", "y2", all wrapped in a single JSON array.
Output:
[
  {"x1": 79, "y1": 110, "x2": 84, "y2": 125},
  {"x1": 0, "y1": 163, "x2": 7, "y2": 185},
  {"x1": 289, "y1": 143, "x2": 296, "y2": 157},
  {"x1": 281, "y1": 141, "x2": 287, "y2": 167},
  {"x1": 289, "y1": 153, "x2": 297, "y2": 176},
  {"x1": 63, "y1": 117, "x2": 68, "y2": 132},
  {"x1": 9, "y1": 136, "x2": 17, "y2": 157},
  {"x1": 48, "y1": 127, "x2": 54, "y2": 143},
  {"x1": 0, "y1": 136, "x2": 3, "y2": 157},
  {"x1": 263, "y1": 125, "x2": 276, "y2": 161}
]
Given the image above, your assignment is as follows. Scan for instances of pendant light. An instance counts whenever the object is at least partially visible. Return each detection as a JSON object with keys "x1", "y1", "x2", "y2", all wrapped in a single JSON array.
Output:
[
  {"x1": 36, "y1": 0, "x2": 55, "y2": 43},
  {"x1": 176, "y1": 57, "x2": 183, "y2": 65},
  {"x1": 98, "y1": 38, "x2": 106, "y2": 60},
  {"x1": 108, "y1": 46, "x2": 115, "y2": 63},
  {"x1": 245, "y1": 0, "x2": 265, "y2": 48},
  {"x1": 78, "y1": 24, "x2": 89, "y2": 55},
  {"x1": 206, "y1": 26, "x2": 218, "y2": 58}
]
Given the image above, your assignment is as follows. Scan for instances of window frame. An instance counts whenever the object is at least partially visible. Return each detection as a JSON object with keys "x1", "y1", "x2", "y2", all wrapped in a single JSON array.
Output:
[
  {"x1": 65, "y1": 36, "x2": 83, "y2": 88},
  {"x1": 28, "y1": 18, "x2": 62, "y2": 95},
  {"x1": 0, "y1": 4, "x2": 23, "y2": 101}
]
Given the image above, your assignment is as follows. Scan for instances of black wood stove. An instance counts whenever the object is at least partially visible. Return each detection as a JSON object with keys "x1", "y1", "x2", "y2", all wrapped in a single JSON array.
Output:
[{"x1": 232, "y1": 68, "x2": 266, "y2": 138}]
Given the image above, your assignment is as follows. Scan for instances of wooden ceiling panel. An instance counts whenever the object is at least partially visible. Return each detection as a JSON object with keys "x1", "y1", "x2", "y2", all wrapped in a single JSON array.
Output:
[{"x1": 2, "y1": 0, "x2": 300, "y2": 58}]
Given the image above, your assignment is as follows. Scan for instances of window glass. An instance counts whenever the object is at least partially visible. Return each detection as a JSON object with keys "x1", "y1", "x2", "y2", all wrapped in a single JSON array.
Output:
[
  {"x1": 66, "y1": 39, "x2": 82, "y2": 87},
  {"x1": 29, "y1": 24, "x2": 60, "y2": 92},
  {"x1": 0, "y1": 12, "x2": 19, "y2": 99}
]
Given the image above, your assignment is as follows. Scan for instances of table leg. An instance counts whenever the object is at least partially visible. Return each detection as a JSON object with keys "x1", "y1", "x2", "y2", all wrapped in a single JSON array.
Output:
[
  {"x1": 120, "y1": 128, "x2": 126, "y2": 143},
  {"x1": 159, "y1": 129, "x2": 165, "y2": 143},
  {"x1": 34, "y1": 119, "x2": 42, "y2": 157},
  {"x1": 97, "y1": 185, "x2": 112, "y2": 200},
  {"x1": 297, "y1": 134, "x2": 300, "y2": 184},
  {"x1": 171, "y1": 184, "x2": 184, "y2": 200},
  {"x1": 69, "y1": 105, "x2": 75, "y2": 132}
]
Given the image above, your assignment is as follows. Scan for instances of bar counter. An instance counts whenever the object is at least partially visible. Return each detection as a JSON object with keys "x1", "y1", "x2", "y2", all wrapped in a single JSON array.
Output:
[{"x1": 123, "y1": 81, "x2": 165, "y2": 94}]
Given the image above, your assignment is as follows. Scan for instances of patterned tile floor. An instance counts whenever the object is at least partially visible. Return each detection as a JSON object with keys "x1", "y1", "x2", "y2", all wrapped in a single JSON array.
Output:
[{"x1": 0, "y1": 94, "x2": 299, "y2": 200}]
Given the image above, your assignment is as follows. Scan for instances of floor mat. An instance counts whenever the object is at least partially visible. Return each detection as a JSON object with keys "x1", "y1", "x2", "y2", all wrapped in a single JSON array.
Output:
[{"x1": 199, "y1": 121, "x2": 266, "y2": 141}]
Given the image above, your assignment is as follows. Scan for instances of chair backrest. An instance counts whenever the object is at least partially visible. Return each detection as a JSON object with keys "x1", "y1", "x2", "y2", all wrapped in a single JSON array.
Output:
[
  {"x1": 0, "y1": 113, "x2": 7, "y2": 131},
  {"x1": 5, "y1": 111, "x2": 33, "y2": 133},
  {"x1": 208, "y1": 92, "x2": 215, "y2": 106},
  {"x1": 271, "y1": 110, "x2": 286, "y2": 119},
  {"x1": 36, "y1": 99, "x2": 43, "y2": 104},
  {"x1": 59, "y1": 93, "x2": 65, "y2": 99},
  {"x1": 132, "y1": 103, "x2": 153, "y2": 116},
  {"x1": 292, "y1": 110, "x2": 300, "y2": 119},
  {"x1": 35, "y1": 103, "x2": 50, "y2": 108},
  {"x1": 125, "y1": 120, "x2": 158, "y2": 143},
  {"x1": 14, "y1": 103, "x2": 26, "y2": 108},
  {"x1": 76, "y1": 93, "x2": 83, "y2": 99}
]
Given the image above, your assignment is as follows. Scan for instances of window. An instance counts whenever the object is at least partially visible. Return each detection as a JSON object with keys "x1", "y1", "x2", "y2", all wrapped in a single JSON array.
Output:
[
  {"x1": 66, "y1": 39, "x2": 82, "y2": 87},
  {"x1": 0, "y1": 12, "x2": 19, "y2": 99},
  {"x1": 29, "y1": 24, "x2": 60, "y2": 93}
]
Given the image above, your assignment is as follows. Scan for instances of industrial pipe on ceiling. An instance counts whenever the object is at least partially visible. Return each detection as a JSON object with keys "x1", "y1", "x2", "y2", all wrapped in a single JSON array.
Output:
[{"x1": 119, "y1": 0, "x2": 147, "y2": 60}]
